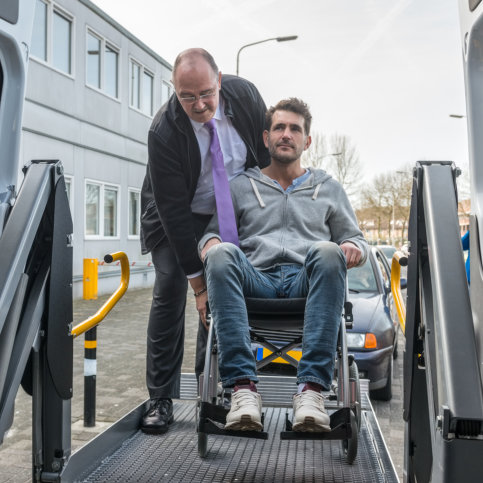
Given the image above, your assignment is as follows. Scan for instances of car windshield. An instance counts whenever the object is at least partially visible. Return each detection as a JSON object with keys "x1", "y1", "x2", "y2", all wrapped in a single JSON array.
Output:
[
  {"x1": 348, "y1": 259, "x2": 378, "y2": 292},
  {"x1": 378, "y1": 245, "x2": 396, "y2": 260}
]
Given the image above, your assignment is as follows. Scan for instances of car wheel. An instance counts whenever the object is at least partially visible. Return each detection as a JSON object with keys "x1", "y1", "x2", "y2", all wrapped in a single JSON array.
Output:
[{"x1": 370, "y1": 357, "x2": 393, "y2": 401}]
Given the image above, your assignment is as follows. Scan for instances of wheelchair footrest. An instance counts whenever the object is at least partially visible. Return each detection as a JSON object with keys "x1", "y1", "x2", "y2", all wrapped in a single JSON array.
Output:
[
  {"x1": 199, "y1": 401, "x2": 229, "y2": 424},
  {"x1": 198, "y1": 401, "x2": 269, "y2": 440},
  {"x1": 199, "y1": 418, "x2": 269, "y2": 440},
  {"x1": 280, "y1": 407, "x2": 352, "y2": 440}
]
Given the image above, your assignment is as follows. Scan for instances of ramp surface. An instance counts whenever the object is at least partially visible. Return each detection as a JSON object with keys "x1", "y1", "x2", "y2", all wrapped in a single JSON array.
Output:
[{"x1": 77, "y1": 401, "x2": 397, "y2": 483}]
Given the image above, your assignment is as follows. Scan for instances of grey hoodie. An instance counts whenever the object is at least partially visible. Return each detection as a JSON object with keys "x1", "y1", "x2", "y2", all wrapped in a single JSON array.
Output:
[{"x1": 199, "y1": 167, "x2": 367, "y2": 270}]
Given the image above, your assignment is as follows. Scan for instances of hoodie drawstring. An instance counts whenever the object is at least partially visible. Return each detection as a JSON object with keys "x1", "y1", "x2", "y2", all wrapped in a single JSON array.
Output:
[
  {"x1": 312, "y1": 183, "x2": 322, "y2": 200},
  {"x1": 249, "y1": 178, "x2": 266, "y2": 208}
]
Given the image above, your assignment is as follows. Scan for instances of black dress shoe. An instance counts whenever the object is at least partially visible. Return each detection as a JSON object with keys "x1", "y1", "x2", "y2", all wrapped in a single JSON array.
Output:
[{"x1": 141, "y1": 398, "x2": 174, "y2": 434}]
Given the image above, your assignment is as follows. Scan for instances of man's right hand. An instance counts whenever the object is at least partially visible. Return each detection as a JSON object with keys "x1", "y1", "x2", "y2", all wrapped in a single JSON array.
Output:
[
  {"x1": 200, "y1": 237, "x2": 221, "y2": 262},
  {"x1": 340, "y1": 242, "x2": 362, "y2": 268},
  {"x1": 189, "y1": 274, "x2": 209, "y2": 328},
  {"x1": 196, "y1": 290, "x2": 209, "y2": 329}
]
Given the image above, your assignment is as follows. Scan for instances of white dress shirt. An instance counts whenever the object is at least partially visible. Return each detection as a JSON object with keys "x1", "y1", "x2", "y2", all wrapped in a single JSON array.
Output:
[
  {"x1": 187, "y1": 99, "x2": 247, "y2": 279},
  {"x1": 190, "y1": 99, "x2": 247, "y2": 215}
]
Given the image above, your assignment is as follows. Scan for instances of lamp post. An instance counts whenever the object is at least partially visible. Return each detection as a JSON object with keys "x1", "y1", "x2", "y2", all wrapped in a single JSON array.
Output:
[{"x1": 236, "y1": 36, "x2": 298, "y2": 76}]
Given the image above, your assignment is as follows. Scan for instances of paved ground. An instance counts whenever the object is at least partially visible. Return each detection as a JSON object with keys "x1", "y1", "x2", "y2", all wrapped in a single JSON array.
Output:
[{"x1": 0, "y1": 287, "x2": 404, "y2": 482}]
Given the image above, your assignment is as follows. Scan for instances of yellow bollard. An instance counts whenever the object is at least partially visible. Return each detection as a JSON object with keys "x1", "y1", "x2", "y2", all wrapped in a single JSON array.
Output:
[{"x1": 83, "y1": 258, "x2": 98, "y2": 300}]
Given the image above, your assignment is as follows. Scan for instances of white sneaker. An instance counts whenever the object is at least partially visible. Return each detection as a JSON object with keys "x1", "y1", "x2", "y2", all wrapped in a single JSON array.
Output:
[
  {"x1": 292, "y1": 390, "x2": 331, "y2": 432},
  {"x1": 225, "y1": 389, "x2": 263, "y2": 431}
]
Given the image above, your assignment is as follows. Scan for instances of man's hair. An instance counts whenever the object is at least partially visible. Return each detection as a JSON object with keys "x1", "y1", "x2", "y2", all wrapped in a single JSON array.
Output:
[
  {"x1": 266, "y1": 98, "x2": 312, "y2": 135},
  {"x1": 172, "y1": 48, "x2": 219, "y2": 79}
]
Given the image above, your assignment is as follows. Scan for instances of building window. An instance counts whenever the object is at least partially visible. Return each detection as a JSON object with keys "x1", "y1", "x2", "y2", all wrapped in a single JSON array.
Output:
[
  {"x1": 104, "y1": 187, "x2": 118, "y2": 237},
  {"x1": 32, "y1": 0, "x2": 47, "y2": 61},
  {"x1": 128, "y1": 189, "x2": 140, "y2": 237},
  {"x1": 105, "y1": 45, "x2": 119, "y2": 98},
  {"x1": 31, "y1": 0, "x2": 73, "y2": 75},
  {"x1": 52, "y1": 10, "x2": 71, "y2": 73},
  {"x1": 85, "y1": 181, "x2": 119, "y2": 238},
  {"x1": 86, "y1": 29, "x2": 119, "y2": 98},
  {"x1": 86, "y1": 31, "x2": 100, "y2": 88},
  {"x1": 142, "y1": 71, "x2": 153, "y2": 115},
  {"x1": 161, "y1": 80, "x2": 173, "y2": 106},
  {"x1": 85, "y1": 183, "x2": 100, "y2": 236},
  {"x1": 130, "y1": 58, "x2": 154, "y2": 116}
]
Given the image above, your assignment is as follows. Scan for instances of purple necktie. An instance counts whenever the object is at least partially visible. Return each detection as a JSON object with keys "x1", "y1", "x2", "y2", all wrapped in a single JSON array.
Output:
[{"x1": 205, "y1": 119, "x2": 239, "y2": 246}]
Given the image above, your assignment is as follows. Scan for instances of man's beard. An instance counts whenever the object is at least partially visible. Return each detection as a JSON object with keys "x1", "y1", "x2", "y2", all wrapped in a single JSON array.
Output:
[{"x1": 268, "y1": 143, "x2": 302, "y2": 164}]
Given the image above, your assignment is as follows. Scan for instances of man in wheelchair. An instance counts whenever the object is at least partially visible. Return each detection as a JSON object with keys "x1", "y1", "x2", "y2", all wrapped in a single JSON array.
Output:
[{"x1": 198, "y1": 98, "x2": 367, "y2": 432}]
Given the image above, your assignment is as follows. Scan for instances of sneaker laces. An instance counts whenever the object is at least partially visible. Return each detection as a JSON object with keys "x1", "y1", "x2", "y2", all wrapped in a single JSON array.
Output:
[
  {"x1": 232, "y1": 390, "x2": 259, "y2": 410},
  {"x1": 296, "y1": 390, "x2": 325, "y2": 409}
]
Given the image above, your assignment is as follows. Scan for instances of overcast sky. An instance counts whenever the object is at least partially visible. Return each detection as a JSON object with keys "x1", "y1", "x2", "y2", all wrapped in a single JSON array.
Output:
[{"x1": 92, "y1": 0, "x2": 468, "y2": 181}]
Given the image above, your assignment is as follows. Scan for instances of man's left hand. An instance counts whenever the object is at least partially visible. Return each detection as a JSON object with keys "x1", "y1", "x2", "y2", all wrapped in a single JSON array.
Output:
[{"x1": 340, "y1": 242, "x2": 362, "y2": 269}]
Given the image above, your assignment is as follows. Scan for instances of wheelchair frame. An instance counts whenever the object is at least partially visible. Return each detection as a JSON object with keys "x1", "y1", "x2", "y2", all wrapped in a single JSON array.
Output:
[{"x1": 197, "y1": 285, "x2": 361, "y2": 464}]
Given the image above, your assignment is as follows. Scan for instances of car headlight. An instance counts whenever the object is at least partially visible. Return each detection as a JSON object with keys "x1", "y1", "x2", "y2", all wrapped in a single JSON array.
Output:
[
  {"x1": 347, "y1": 332, "x2": 378, "y2": 349},
  {"x1": 346, "y1": 333, "x2": 366, "y2": 348}
]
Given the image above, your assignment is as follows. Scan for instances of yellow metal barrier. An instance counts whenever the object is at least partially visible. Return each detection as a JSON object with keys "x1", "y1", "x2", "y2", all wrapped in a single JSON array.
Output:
[
  {"x1": 71, "y1": 251, "x2": 130, "y2": 338},
  {"x1": 391, "y1": 250, "x2": 408, "y2": 335}
]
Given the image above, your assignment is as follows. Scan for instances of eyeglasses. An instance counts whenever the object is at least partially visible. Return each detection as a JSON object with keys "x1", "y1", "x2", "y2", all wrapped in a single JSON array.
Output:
[{"x1": 178, "y1": 90, "x2": 216, "y2": 104}]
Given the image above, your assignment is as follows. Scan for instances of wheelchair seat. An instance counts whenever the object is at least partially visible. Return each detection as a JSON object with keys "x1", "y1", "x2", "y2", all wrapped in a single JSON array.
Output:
[
  {"x1": 245, "y1": 297, "x2": 306, "y2": 330},
  {"x1": 244, "y1": 297, "x2": 306, "y2": 370}
]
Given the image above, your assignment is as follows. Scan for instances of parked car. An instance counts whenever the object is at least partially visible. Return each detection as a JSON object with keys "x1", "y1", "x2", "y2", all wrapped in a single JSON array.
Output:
[
  {"x1": 376, "y1": 244, "x2": 397, "y2": 264},
  {"x1": 346, "y1": 246, "x2": 397, "y2": 400},
  {"x1": 254, "y1": 246, "x2": 397, "y2": 401}
]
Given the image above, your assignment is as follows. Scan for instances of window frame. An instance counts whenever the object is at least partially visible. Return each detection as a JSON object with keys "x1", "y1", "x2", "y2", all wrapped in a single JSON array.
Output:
[
  {"x1": 129, "y1": 56, "x2": 155, "y2": 117},
  {"x1": 161, "y1": 79, "x2": 173, "y2": 106},
  {"x1": 84, "y1": 179, "x2": 121, "y2": 240},
  {"x1": 64, "y1": 174, "x2": 74, "y2": 221},
  {"x1": 85, "y1": 26, "x2": 121, "y2": 100},
  {"x1": 127, "y1": 187, "x2": 141, "y2": 239},
  {"x1": 30, "y1": 0, "x2": 75, "y2": 78}
]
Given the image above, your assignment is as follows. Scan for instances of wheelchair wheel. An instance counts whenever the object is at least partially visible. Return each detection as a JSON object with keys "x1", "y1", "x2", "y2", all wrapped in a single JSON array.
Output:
[
  {"x1": 198, "y1": 432, "x2": 208, "y2": 458},
  {"x1": 196, "y1": 401, "x2": 209, "y2": 458},
  {"x1": 341, "y1": 410, "x2": 358, "y2": 464},
  {"x1": 349, "y1": 361, "x2": 361, "y2": 431}
]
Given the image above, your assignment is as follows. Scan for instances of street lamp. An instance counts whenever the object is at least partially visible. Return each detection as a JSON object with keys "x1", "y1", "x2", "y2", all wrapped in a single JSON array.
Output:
[{"x1": 236, "y1": 36, "x2": 298, "y2": 76}]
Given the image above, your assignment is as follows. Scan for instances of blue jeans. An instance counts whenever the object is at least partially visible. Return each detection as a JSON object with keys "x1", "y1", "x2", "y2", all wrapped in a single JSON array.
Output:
[{"x1": 204, "y1": 241, "x2": 347, "y2": 390}]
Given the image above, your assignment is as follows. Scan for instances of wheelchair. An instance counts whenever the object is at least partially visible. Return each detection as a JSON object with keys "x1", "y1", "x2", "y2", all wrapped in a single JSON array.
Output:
[{"x1": 196, "y1": 280, "x2": 361, "y2": 464}]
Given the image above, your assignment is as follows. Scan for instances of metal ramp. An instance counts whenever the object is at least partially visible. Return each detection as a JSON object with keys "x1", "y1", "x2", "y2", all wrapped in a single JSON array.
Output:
[{"x1": 63, "y1": 375, "x2": 398, "y2": 483}]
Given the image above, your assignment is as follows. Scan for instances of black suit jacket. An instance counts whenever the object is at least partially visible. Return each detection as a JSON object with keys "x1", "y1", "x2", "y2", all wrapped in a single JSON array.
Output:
[{"x1": 140, "y1": 74, "x2": 270, "y2": 275}]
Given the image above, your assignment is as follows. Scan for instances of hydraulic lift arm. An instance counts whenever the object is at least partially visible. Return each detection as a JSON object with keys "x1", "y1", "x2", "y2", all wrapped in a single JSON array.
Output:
[{"x1": 403, "y1": 4, "x2": 483, "y2": 481}]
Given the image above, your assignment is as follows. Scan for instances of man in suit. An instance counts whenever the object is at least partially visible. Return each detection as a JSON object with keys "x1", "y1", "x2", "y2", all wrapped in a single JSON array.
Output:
[{"x1": 140, "y1": 48, "x2": 270, "y2": 433}]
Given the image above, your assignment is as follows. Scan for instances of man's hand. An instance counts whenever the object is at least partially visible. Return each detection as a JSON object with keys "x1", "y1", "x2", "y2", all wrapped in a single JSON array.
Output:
[
  {"x1": 340, "y1": 242, "x2": 362, "y2": 269},
  {"x1": 189, "y1": 274, "x2": 209, "y2": 329},
  {"x1": 200, "y1": 237, "x2": 221, "y2": 262},
  {"x1": 195, "y1": 291, "x2": 209, "y2": 329}
]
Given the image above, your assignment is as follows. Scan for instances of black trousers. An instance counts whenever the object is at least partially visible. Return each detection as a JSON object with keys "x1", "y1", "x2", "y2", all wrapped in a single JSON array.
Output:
[{"x1": 146, "y1": 215, "x2": 210, "y2": 399}]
